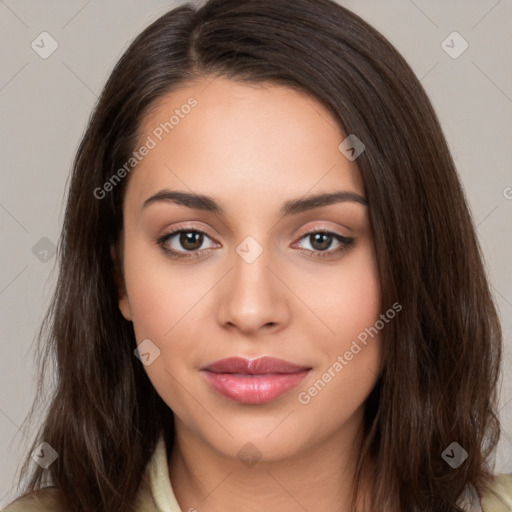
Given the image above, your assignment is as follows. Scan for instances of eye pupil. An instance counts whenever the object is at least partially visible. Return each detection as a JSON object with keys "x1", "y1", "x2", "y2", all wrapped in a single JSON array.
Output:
[
  {"x1": 311, "y1": 233, "x2": 332, "y2": 251},
  {"x1": 180, "y1": 231, "x2": 203, "y2": 251}
]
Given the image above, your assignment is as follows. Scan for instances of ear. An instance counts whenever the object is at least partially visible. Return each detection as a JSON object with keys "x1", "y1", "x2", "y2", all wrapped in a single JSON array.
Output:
[{"x1": 111, "y1": 243, "x2": 132, "y2": 322}]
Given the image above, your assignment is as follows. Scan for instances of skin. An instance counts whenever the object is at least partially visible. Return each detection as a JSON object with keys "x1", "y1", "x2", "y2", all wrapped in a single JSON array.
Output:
[{"x1": 116, "y1": 76, "x2": 383, "y2": 512}]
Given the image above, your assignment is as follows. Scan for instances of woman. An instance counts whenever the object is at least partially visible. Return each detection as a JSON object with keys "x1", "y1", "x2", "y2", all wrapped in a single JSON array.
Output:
[{"x1": 4, "y1": 0, "x2": 510, "y2": 510}]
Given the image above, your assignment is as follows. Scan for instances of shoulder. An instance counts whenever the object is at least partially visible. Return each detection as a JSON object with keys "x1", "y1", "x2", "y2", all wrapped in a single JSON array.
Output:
[
  {"x1": 2, "y1": 475, "x2": 157, "y2": 512},
  {"x1": 1, "y1": 487, "x2": 63, "y2": 512},
  {"x1": 481, "y1": 474, "x2": 512, "y2": 511},
  {"x1": 7, "y1": 475, "x2": 509, "y2": 511}
]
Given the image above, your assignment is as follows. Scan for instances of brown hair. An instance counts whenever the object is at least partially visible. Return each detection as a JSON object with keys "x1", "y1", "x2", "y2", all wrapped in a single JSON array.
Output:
[{"x1": 12, "y1": 0, "x2": 502, "y2": 510}]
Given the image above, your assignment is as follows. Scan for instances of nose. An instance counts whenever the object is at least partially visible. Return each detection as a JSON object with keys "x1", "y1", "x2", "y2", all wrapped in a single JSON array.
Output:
[{"x1": 216, "y1": 241, "x2": 290, "y2": 336}]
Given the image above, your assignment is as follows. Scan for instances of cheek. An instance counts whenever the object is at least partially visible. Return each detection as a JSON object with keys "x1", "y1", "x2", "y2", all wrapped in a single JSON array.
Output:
[
  {"x1": 299, "y1": 247, "x2": 383, "y2": 416},
  {"x1": 294, "y1": 263, "x2": 383, "y2": 438},
  {"x1": 122, "y1": 238, "x2": 203, "y2": 341},
  {"x1": 337, "y1": 260, "x2": 381, "y2": 340},
  {"x1": 122, "y1": 241, "x2": 210, "y2": 402},
  {"x1": 307, "y1": 244, "x2": 382, "y2": 346},
  {"x1": 297, "y1": 243, "x2": 382, "y2": 399}
]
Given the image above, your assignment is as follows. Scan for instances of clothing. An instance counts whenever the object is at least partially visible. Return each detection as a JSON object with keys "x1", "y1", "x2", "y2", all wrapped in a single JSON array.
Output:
[{"x1": 3, "y1": 434, "x2": 512, "y2": 511}]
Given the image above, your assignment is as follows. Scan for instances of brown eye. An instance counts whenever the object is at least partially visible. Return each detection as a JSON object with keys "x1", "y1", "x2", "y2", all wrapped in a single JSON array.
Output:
[
  {"x1": 179, "y1": 231, "x2": 204, "y2": 251},
  {"x1": 157, "y1": 228, "x2": 218, "y2": 260},
  {"x1": 292, "y1": 229, "x2": 355, "y2": 259},
  {"x1": 309, "y1": 232, "x2": 334, "y2": 251}
]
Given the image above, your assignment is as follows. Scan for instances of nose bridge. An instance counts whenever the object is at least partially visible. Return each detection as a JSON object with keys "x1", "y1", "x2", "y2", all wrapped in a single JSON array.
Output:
[
  {"x1": 234, "y1": 234, "x2": 273, "y2": 288},
  {"x1": 231, "y1": 233, "x2": 276, "y2": 305},
  {"x1": 217, "y1": 233, "x2": 288, "y2": 332}
]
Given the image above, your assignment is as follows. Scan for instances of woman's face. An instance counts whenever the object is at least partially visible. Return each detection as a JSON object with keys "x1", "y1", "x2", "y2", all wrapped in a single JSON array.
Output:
[{"x1": 117, "y1": 76, "x2": 382, "y2": 463}]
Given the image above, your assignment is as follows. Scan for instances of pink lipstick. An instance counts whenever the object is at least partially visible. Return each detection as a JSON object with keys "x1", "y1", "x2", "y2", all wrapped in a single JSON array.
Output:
[{"x1": 201, "y1": 356, "x2": 311, "y2": 404}]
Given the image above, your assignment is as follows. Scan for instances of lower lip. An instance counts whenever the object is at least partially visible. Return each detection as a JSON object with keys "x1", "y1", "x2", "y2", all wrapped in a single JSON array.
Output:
[{"x1": 201, "y1": 370, "x2": 310, "y2": 404}]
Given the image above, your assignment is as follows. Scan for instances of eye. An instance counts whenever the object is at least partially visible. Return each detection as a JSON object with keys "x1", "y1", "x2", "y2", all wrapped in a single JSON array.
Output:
[
  {"x1": 157, "y1": 228, "x2": 218, "y2": 260},
  {"x1": 156, "y1": 227, "x2": 355, "y2": 261},
  {"x1": 292, "y1": 229, "x2": 355, "y2": 259}
]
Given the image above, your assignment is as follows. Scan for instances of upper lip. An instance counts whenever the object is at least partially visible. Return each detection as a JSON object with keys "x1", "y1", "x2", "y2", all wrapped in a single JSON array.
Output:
[{"x1": 201, "y1": 356, "x2": 311, "y2": 375}]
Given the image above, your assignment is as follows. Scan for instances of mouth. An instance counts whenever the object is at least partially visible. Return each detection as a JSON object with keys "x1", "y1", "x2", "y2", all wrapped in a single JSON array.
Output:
[{"x1": 200, "y1": 356, "x2": 312, "y2": 404}]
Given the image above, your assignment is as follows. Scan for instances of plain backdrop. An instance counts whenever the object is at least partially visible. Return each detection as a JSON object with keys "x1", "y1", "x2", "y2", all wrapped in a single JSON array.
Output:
[{"x1": 0, "y1": 0, "x2": 511, "y2": 507}]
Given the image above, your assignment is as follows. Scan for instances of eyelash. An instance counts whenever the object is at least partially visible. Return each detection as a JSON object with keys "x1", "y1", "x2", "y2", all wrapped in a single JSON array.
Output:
[{"x1": 156, "y1": 226, "x2": 355, "y2": 261}]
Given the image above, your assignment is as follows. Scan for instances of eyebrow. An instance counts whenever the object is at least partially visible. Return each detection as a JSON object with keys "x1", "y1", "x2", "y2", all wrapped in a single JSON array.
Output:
[{"x1": 142, "y1": 189, "x2": 368, "y2": 217}]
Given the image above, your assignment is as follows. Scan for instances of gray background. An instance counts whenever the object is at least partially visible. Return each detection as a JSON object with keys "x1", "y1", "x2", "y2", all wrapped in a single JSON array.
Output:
[{"x1": 0, "y1": 0, "x2": 511, "y2": 506}]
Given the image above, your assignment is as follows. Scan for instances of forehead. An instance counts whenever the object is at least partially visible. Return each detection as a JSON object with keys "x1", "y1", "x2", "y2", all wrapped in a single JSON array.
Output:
[{"x1": 125, "y1": 76, "x2": 365, "y2": 216}]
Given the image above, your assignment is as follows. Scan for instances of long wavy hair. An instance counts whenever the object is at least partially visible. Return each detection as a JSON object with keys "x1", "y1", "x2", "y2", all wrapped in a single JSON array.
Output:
[{"x1": 11, "y1": 0, "x2": 502, "y2": 510}]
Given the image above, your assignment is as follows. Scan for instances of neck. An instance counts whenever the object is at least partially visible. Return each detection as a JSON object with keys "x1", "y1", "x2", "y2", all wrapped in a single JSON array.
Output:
[{"x1": 168, "y1": 410, "x2": 372, "y2": 512}]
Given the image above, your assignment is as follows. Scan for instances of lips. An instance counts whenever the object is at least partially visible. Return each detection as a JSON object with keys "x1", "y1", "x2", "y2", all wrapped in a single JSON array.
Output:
[
  {"x1": 202, "y1": 356, "x2": 310, "y2": 375},
  {"x1": 201, "y1": 356, "x2": 311, "y2": 404}
]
